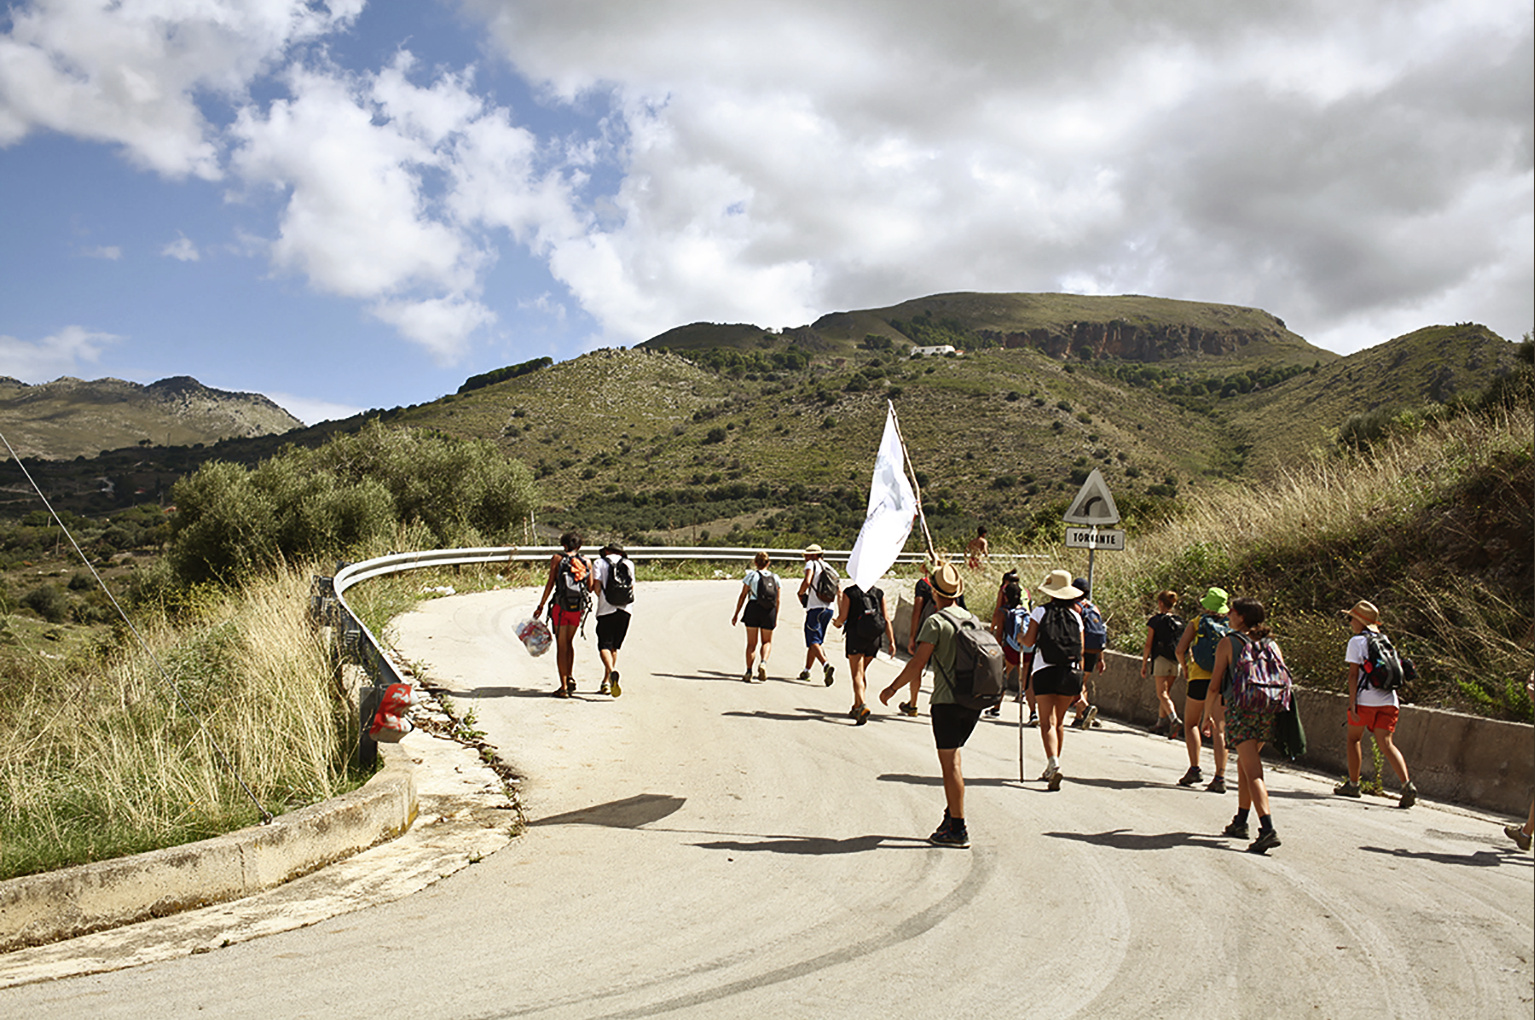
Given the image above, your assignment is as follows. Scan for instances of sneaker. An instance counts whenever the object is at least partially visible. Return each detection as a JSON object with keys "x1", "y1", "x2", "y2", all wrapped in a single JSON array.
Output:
[
  {"x1": 929, "y1": 824, "x2": 970, "y2": 848},
  {"x1": 1168, "y1": 722, "x2": 1184, "y2": 741},
  {"x1": 1505, "y1": 824, "x2": 1533, "y2": 851},
  {"x1": 855, "y1": 705, "x2": 871, "y2": 726},
  {"x1": 823, "y1": 663, "x2": 836, "y2": 686},
  {"x1": 898, "y1": 701, "x2": 919, "y2": 717},
  {"x1": 757, "y1": 664, "x2": 768, "y2": 683},
  {"x1": 1070, "y1": 714, "x2": 1086, "y2": 730},
  {"x1": 1397, "y1": 781, "x2": 1417, "y2": 810},
  {"x1": 1247, "y1": 829, "x2": 1281, "y2": 854},
  {"x1": 797, "y1": 669, "x2": 812, "y2": 682},
  {"x1": 1082, "y1": 706, "x2": 1099, "y2": 729},
  {"x1": 1038, "y1": 766, "x2": 1055, "y2": 782},
  {"x1": 1334, "y1": 779, "x2": 1362, "y2": 798},
  {"x1": 743, "y1": 670, "x2": 754, "y2": 683},
  {"x1": 554, "y1": 681, "x2": 571, "y2": 698},
  {"x1": 983, "y1": 703, "x2": 1000, "y2": 717},
  {"x1": 1150, "y1": 717, "x2": 1168, "y2": 735},
  {"x1": 1222, "y1": 819, "x2": 1250, "y2": 839},
  {"x1": 1177, "y1": 766, "x2": 1203, "y2": 787},
  {"x1": 1047, "y1": 768, "x2": 1063, "y2": 792},
  {"x1": 1205, "y1": 774, "x2": 1227, "y2": 794},
  {"x1": 599, "y1": 678, "x2": 610, "y2": 696},
  {"x1": 1024, "y1": 711, "x2": 1039, "y2": 728}
]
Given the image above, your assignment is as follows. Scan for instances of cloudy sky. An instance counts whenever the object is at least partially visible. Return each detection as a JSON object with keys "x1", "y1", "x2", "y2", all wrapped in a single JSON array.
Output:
[{"x1": 1, "y1": 1, "x2": 1529, "y2": 425}]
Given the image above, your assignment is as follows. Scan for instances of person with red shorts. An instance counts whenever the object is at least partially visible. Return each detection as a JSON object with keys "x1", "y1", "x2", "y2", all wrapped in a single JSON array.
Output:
[
  {"x1": 535, "y1": 531, "x2": 590, "y2": 698},
  {"x1": 1333, "y1": 600, "x2": 1418, "y2": 808}
]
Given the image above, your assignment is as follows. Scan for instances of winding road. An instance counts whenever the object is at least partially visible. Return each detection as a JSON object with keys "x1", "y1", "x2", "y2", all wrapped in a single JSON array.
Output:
[{"x1": 5, "y1": 579, "x2": 1532, "y2": 1018}]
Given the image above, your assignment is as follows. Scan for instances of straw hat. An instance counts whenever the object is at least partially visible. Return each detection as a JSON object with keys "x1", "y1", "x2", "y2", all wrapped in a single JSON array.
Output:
[
  {"x1": 804, "y1": 544, "x2": 823, "y2": 557},
  {"x1": 1038, "y1": 569, "x2": 1082, "y2": 600},
  {"x1": 1343, "y1": 600, "x2": 1381, "y2": 632},
  {"x1": 1200, "y1": 587, "x2": 1230, "y2": 614},
  {"x1": 930, "y1": 562, "x2": 964, "y2": 599}
]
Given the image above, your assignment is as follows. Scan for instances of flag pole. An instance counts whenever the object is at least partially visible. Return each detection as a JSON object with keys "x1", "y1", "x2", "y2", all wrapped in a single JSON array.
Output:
[{"x1": 887, "y1": 401, "x2": 936, "y2": 561}]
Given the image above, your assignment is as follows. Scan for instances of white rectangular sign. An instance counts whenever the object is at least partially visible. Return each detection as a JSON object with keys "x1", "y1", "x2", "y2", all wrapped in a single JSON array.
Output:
[{"x1": 1065, "y1": 527, "x2": 1125, "y2": 551}]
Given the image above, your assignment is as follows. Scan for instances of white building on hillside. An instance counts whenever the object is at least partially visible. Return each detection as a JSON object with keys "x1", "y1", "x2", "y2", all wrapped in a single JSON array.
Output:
[{"x1": 909, "y1": 344, "x2": 958, "y2": 357}]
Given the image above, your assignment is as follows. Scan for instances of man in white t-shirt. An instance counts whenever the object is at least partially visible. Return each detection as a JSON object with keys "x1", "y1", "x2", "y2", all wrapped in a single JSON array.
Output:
[
  {"x1": 1333, "y1": 600, "x2": 1417, "y2": 808},
  {"x1": 591, "y1": 544, "x2": 635, "y2": 697},
  {"x1": 796, "y1": 544, "x2": 836, "y2": 686}
]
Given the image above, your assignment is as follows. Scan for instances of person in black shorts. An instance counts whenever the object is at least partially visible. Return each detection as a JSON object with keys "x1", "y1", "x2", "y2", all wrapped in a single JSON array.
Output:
[
  {"x1": 1020, "y1": 569, "x2": 1085, "y2": 791},
  {"x1": 878, "y1": 562, "x2": 979, "y2": 848},
  {"x1": 831, "y1": 582, "x2": 893, "y2": 725},
  {"x1": 591, "y1": 544, "x2": 634, "y2": 697},
  {"x1": 731, "y1": 551, "x2": 779, "y2": 682}
]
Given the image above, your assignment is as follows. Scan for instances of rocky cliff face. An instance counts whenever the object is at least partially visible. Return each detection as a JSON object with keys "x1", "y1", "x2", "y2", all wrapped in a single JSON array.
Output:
[
  {"x1": 979, "y1": 320, "x2": 1285, "y2": 362},
  {"x1": 0, "y1": 376, "x2": 302, "y2": 460}
]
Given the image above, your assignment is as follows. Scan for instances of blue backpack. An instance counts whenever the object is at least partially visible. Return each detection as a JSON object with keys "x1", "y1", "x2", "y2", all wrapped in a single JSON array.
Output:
[
  {"x1": 1191, "y1": 613, "x2": 1230, "y2": 671},
  {"x1": 1002, "y1": 605, "x2": 1031, "y2": 653},
  {"x1": 1079, "y1": 598, "x2": 1107, "y2": 652}
]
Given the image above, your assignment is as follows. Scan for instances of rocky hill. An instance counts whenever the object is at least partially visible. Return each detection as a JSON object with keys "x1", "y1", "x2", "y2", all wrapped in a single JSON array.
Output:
[{"x1": 0, "y1": 375, "x2": 302, "y2": 460}]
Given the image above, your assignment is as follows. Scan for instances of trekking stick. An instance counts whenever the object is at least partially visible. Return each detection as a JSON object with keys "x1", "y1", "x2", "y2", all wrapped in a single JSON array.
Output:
[{"x1": 1019, "y1": 680, "x2": 1026, "y2": 783}]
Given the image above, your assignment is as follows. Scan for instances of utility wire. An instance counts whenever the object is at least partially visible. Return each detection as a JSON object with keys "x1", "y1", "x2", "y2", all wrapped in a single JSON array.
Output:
[{"x1": 0, "y1": 430, "x2": 272, "y2": 824}]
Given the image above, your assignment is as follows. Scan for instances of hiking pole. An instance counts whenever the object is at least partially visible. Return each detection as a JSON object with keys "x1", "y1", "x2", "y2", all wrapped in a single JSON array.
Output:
[{"x1": 1019, "y1": 681, "x2": 1026, "y2": 783}]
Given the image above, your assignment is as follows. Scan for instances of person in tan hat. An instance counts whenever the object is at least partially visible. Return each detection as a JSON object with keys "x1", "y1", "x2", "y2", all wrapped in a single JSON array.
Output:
[
  {"x1": 1018, "y1": 569, "x2": 1085, "y2": 791},
  {"x1": 879, "y1": 561, "x2": 980, "y2": 847},
  {"x1": 1334, "y1": 600, "x2": 1418, "y2": 808},
  {"x1": 797, "y1": 544, "x2": 837, "y2": 686}
]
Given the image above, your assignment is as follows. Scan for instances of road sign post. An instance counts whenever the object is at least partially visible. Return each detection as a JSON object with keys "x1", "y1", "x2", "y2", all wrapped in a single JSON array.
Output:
[{"x1": 1062, "y1": 470, "x2": 1123, "y2": 595}]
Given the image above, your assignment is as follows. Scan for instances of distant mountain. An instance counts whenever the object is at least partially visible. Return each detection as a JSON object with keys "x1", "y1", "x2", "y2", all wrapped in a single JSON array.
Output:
[{"x1": 0, "y1": 375, "x2": 302, "y2": 460}]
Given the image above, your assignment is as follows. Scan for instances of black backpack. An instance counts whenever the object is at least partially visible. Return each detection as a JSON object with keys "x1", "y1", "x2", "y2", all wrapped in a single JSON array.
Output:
[
  {"x1": 1150, "y1": 613, "x2": 1185, "y2": 661},
  {"x1": 853, "y1": 586, "x2": 885, "y2": 640},
  {"x1": 554, "y1": 553, "x2": 590, "y2": 613},
  {"x1": 752, "y1": 570, "x2": 780, "y2": 610},
  {"x1": 1361, "y1": 631, "x2": 1415, "y2": 691},
  {"x1": 1035, "y1": 601, "x2": 1081, "y2": 666},
  {"x1": 813, "y1": 561, "x2": 840, "y2": 603},
  {"x1": 940, "y1": 609, "x2": 1006, "y2": 710},
  {"x1": 603, "y1": 555, "x2": 634, "y2": 607}
]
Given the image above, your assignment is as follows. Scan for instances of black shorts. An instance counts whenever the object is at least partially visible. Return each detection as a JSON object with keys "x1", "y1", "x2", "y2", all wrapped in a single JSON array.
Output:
[
  {"x1": 931, "y1": 702, "x2": 983, "y2": 750},
  {"x1": 1084, "y1": 651, "x2": 1101, "y2": 673},
  {"x1": 1186, "y1": 678, "x2": 1211, "y2": 701},
  {"x1": 1032, "y1": 664, "x2": 1084, "y2": 698},
  {"x1": 741, "y1": 601, "x2": 777, "y2": 631},
  {"x1": 596, "y1": 610, "x2": 631, "y2": 651},
  {"x1": 846, "y1": 629, "x2": 883, "y2": 658}
]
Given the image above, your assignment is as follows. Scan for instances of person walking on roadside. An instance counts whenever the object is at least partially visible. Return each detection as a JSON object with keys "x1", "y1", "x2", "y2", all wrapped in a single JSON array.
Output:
[
  {"x1": 535, "y1": 532, "x2": 590, "y2": 697},
  {"x1": 1508, "y1": 674, "x2": 1535, "y2": 851},
  {"x1": 878, "y1": 562, "x2": 979, "y2": 847},
  {"x1": 798, "y1": 544, "x2": 837, "y2": 686},
  {"x1": 832, "y1": 581, "x2": 894, "y2": 725},
  {"x1": 1020, "y1": 569, "x2": 1085, "y2": 791},
  {"x1": 591, "y1": 544, "x2": 635, "y2": 697},
  {"x1": 731, "y1": 551, "x2": 779, "y2": 682},
  {"x1": 902, "y1": 559, "x2": 969, "y2": 717},
  {"x1": 966, "y1": 526, "x2": 989, "y2": 570},
  {"x1": 1212, "y1": 596, "x2": 1285, "y2": 854},
  {"x1": 1175, "y1": 587, "x2": 1231, "y2": 793},
  {"x1": 1069, "y1": 576, "x2": 1105, "y2": 730},
  {"x1": 990, "y1": 571, "x2": 1026, "y2": 719},
  {"x1": 1141, "y1": 590, "x2": 1184, "y2": 735},
  {"x1": 1333, "y1": 600, "x2": 1419, "y2": 808}
]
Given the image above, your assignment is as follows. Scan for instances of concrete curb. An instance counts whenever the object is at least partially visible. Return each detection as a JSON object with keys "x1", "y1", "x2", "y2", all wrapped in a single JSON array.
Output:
[{"x1": 0, "y1": 743, "x2": 417, "y2": 954}]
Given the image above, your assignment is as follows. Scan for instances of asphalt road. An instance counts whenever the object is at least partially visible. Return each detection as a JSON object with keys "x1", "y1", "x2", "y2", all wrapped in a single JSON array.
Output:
[{"x1": 5, "y1": 579, "x2": 1532, "y2": 1019}]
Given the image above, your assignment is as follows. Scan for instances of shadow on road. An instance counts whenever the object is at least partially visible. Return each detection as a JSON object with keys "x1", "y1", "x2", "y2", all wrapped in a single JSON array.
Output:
[
  {"x1": 652, "y1": 670, "x2": 757, "y2": 683},
  {"x1": 1043, "y1": 828, "x2": 1232, "y2": 851},
  {"x1": 1359, "y1": 845, "x2": 1533, "y2": 868},
  {"x1": 876, "y1": 772, "x2": 1032, "y2": 789},
  {"x1": 722, "y1": 707, "x2": 848, "y2": 725},
  {"x1": 529, "y1": 794, "x2": 687, "y2": 829},
  {"x1": 688, "y1": 834, "x2": 931, "y2": 855}
]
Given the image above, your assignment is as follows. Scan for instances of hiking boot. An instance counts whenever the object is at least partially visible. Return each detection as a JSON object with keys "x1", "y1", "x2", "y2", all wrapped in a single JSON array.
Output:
[
  {"x1": 742, "y1": 670, "x2": 753, "y2": 683},
  {"x1": 1177, "y1": 766, "x2": 1203, "y2": 787},
  {"x1": 1038, "y1": 766, "x2": 1055, "y2": 782},
  {"x1": 1247, "y1": 829, "x2": 1281, "y2": 855},
  {"x1": 1150, "y1": 716, "x2": 1168, "y2": 735},
  {"x1": 554, "y1": 681, "x2": 571, "y2": 699},
  {"x1": 855, "y1": 705, "x2": 871, "y2": 726},
  {"x1": 757, "y1": 664, "x2": 768, "y2": 683},
  {"x1": 609, "y1": 672, "x2": 621, "y2": 697},
  {"x1": 1397, "y1": 781, "x2": 1418, "y2": 810},
  {"x1": 898, "y1": 701, "x2": 919, "y2": 717},
  {"x1": 1334, "y1": 779, "x2": 1362, "y2": 798},
  {"x1": 1222, "y1": 819, "x2": 1250, "y2": 839},
  {"x1": 823, "y1": 664, "x2": 836, "y2": 686},
  {"x1": 1047, "y1": 768, "x2": 1063, "y2": 792},
  {"x1": 797, "y1": 669, "x2": 812, "y2": 682},
  {"x1": 1167, "y1": 717, "x2": 1183, "y2": 740},
  {"x1": 929, "y1": 822, "x2": 970, "y2": 848},
  {"x1": 1205, "y1": 774, "x2": 1227, "y2": 794},
  {"x1": 1506, "y1": 824, "x2": 1533, "y2": 851}
]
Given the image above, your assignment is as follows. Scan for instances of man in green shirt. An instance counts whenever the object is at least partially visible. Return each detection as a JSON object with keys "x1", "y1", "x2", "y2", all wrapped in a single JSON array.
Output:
[{"x1": 879, "y1": 562, "x2": 980, "y2": 848}]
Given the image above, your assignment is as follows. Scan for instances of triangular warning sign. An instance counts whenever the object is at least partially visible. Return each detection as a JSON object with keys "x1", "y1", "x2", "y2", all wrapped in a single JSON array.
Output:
[{"x1": 1063, "y1": 468, "x2": 1121, "y2": 525}]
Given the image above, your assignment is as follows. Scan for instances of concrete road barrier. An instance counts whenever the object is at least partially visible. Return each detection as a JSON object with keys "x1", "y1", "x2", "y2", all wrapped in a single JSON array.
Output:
[{"x1": 0, "y1": 743, "x2": 417, "y2": 953}]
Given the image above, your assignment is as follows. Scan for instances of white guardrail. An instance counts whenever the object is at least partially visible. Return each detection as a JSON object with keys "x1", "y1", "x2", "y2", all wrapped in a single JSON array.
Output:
[{"x1": 314, "y1": 544, "x2": 950, "y2": 764}]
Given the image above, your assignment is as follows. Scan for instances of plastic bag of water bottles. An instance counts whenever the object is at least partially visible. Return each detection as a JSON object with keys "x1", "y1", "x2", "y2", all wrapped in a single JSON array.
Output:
[{"x1": 515, "y1": 617, "x2": 552, "y2": 657}]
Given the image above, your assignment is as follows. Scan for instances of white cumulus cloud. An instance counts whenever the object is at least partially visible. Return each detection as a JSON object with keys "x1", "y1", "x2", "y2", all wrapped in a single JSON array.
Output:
[
  {"x1": 161, "y1": 233, "x2": 199, "y2": 261},
  {"x1": 0, "y1": 325, "x2": 120, "y2": 380}
]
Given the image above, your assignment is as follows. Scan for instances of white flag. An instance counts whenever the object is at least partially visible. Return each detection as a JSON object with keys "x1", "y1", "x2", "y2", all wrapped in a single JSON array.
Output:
[{"x1": 847, "y1": 402, "x2": 918, "y2": 590}]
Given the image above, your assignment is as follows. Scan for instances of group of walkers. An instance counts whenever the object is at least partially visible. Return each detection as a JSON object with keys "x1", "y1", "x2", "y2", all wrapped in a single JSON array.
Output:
[{"x1": 526, "y1": 535, "x2": 1527, "y2": 858}]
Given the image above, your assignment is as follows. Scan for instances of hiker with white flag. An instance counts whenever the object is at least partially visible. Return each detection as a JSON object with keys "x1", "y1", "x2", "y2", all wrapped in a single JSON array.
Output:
[{"x1": 845, "y1": 401, "x2": 921, "y2": 593}]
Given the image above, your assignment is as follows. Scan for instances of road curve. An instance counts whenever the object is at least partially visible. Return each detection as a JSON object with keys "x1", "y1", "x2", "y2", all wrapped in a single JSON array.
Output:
[{"x1": 4, "y1": 579, "x2": 1531, "y2": 1019}]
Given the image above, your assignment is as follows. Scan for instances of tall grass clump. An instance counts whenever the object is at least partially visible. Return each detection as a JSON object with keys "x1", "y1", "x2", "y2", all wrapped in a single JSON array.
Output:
[
  {"x1": 0, "y1": 564, "x2": 356, "y2": 880},
  {"x1": 1084, "y1": 404, "x2": 1533, "y2": 720}
]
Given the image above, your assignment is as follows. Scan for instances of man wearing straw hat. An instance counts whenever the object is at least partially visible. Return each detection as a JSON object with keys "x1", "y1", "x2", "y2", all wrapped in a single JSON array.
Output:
[
  {"x1": 797, "y1": 544, "x2": 837, "y2": 686},
  {"x1": 879, "y1": 562, "x2": 979, "y2": 848},
  {"x1": 1334, "y1": 600, "x2": 1418, "y2": 808}
]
